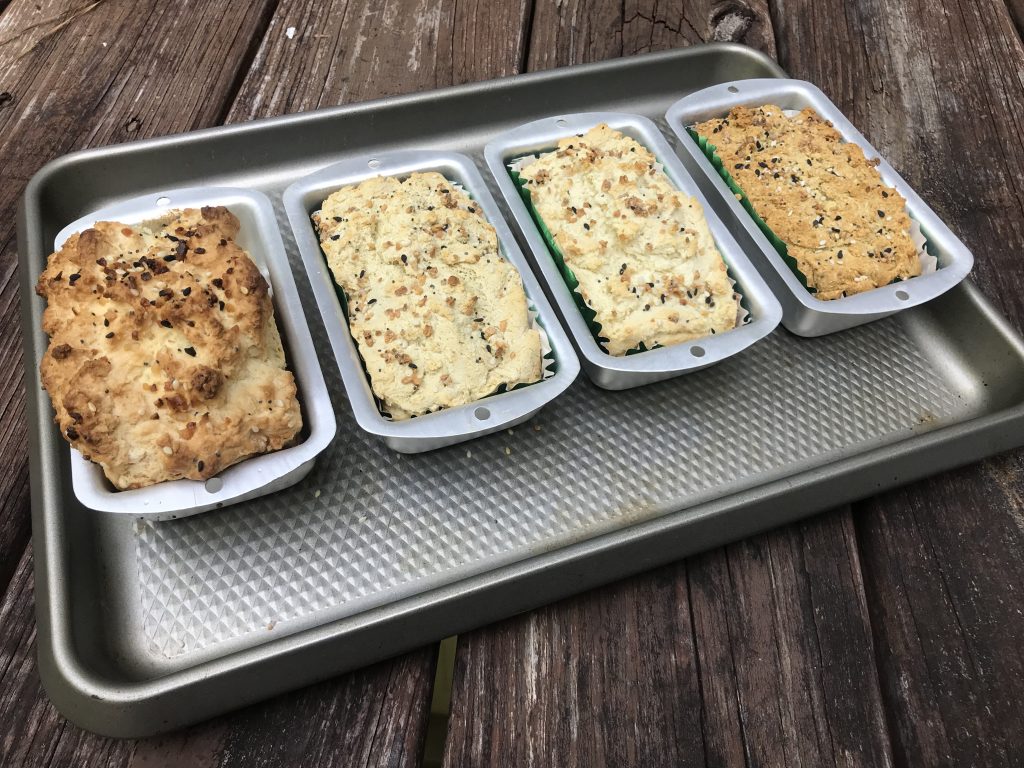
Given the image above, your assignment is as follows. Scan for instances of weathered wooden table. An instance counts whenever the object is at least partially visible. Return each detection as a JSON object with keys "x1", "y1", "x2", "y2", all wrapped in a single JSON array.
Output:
[{"x1": 2, "y1": 1, "x2": 1023, "y2": 765}]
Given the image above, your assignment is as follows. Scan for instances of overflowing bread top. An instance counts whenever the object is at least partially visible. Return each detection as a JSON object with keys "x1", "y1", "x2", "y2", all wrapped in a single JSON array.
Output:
[
  {"x1": 37, "y1": 207, "x2": 301, "y2": 490},
  {"x1": 314, "y1": 172, "x2": 543, "y2": 420},
  {"x1": 693, "y1": 105, "x2": 921, "y2": 300},
  {"x1": 515, "y1": 123, "x2": 738, "y2": 356}
]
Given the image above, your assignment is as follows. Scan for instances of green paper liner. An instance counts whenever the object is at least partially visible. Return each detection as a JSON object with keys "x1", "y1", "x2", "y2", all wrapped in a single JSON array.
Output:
[
  {"x1": 312, "y1": 202, "x2": 557, "y2": 421},
  {"x1": 510, "y1": 162, "x2": 755, "y2": 355},
  {"x1": 510, "y1": 167, "x2": 660, "y2": 356},
  {"x1": 686, "y1": 127, "x2": 814, "y2": 293}
]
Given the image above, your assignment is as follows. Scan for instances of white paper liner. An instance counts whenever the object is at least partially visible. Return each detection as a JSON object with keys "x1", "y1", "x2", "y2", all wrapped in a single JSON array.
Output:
[{"x1": 779, "y1": 108, "x2": 934, "y2": 278}]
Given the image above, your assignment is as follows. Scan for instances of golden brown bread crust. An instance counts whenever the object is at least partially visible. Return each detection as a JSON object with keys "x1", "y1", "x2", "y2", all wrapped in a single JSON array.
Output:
[
  {"x1": 516, "y1": 124, "x2": 739, "y2": 356},
  {"x1": 36, "y1": 207, "x2": 302, "y2": 490},
  {"x1": 693, "y1": 105, "x2": 921, "y2": 300},
  {"x1": 314, "y1": 172, "x2": 543, "y2": 420}
]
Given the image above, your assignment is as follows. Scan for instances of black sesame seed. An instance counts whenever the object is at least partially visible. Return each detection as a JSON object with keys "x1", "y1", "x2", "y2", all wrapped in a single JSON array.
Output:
[
  {"x1": 881, "y1": 190, "x2": 889, "y2": 198},
  {"x1": 400, "y1": 254, "x2": 408, "y2": 263},
  {"x1": 194, "y1": 247, "x2": 206, "y2": 254},
  {"x1": 333, "y1": 216, "x2": 342, "y2": 222},
  {"x1": 218, "y1": 301, "x2": 225, "y2": 311},
  {"x1": 330, "y1": 234, "x2": 340, "y2": 241},
  {"x1": 105, "y1": 331, "x2": 114, "y2": 339},
  {"x1": 182, "y1": 287, "x2": 191, "y2": 296},
  {"x1": 212, "y1": 278, "x2": 223, "y2": 288},
  {"x1": 160, "y1": 320, "x2": 172, "y2": 328},
  {"x1": 837, "y1": 250, "x2": 844, "y2": 259},
  {"x1": 66, "y1": 427, "x2": 79, "y2": 440},
  {"x1": 69, "y1": 273, "x2": 81, "y2": 284},
  {"x1": 184, "y1": 347, "x2": 196, "y2": 357},
  {"x1": 877, "y1": 210, "x2": 885, "y2": 218},
  {"x1": 197, "y1": 460, "x2": 204, "y2": 471},
  {"x1": 408, "y1": 363, "x2": 417, "y2": 369},
  {"x1": 619, "y1": 263, "x2": 627, "y2": 275},
  {"x1": 583, "y1": 223, "x2": 590, "y2": 230},
  {"x1": 103, "y1": 318, "x2": 109, "y2": 327}
]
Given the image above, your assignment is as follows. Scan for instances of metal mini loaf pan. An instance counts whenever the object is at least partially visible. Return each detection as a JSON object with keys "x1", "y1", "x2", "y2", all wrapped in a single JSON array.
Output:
[
  {"x1": 665, "y1": 79, "x2": 975, "y2": 336},
  {"x1": 282, "y1": 150, "x2": 580, "y2": 453},
  {"x1": 484, "y1": 111, "x2": 783, "y2": 390},
  {"x1": 47, "y1": 187, "x2": 336, "y2": 519}
]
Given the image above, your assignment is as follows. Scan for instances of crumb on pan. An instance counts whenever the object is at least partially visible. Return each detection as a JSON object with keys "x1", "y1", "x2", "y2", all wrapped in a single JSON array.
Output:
[
  {"x1": 692, "y1": 105, "x2": 921, "y2": 300},
  {"x1": 515, "y1": 123, "x2": 739, "y2": 356},
  {"x1": 36, "y1": 206, "x2": 302, "y2": 490},
  {"x1": 314, "y1": 172, "x2": 543, "y2": 420}
]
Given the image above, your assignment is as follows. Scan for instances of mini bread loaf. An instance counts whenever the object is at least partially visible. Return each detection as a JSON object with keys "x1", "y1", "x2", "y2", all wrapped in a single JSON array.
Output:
[
  {"x1": 693, "y1": 105, "x2": 922, "y2": 300},
  {"x1": 514, "y1": 123, "x2": 739, "y2": 356},
  {"x1": 36, "y1": 207, "x2": 302, "y2": 490},
  {"x1": 313, "y1": 172, "x2": 543, "y2": 420}
]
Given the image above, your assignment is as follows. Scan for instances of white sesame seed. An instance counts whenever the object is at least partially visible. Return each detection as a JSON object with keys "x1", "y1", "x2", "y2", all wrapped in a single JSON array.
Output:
[{"x1": 162, "y1": 446, "x2": 173, "y2": 455}]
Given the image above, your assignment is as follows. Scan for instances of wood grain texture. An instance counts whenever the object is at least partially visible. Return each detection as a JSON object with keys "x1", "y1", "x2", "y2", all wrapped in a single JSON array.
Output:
[
  {"x1": 688, "y1": 514, "x2": 893, "y2": 768},
  {"x1": 0, "y1": 0, "x2": 277, "y2": 594},
  {"x1": 226, "y1": 0, "x2": 531, "y2": 123},
  {"x1": 443, "y1": 562, "x2": 706, "y2": 767},
  {"x1": 526, "y1": 0, "x2": 775, "y2": 71},
  {"x1": 770, "y1": 0, "x2": 1024, "y2": 764},
  {"x1": 0, "y1": 545, "x2": 438, "y2": 768},
  {"x1": 444, "y1": 511, "x2": 895, "y2": 768}
]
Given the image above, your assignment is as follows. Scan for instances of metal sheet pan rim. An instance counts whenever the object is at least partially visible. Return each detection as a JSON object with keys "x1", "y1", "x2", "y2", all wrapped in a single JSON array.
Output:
[{"x1": 17, "y1": 44, "x2": 1024, "y2": 738}]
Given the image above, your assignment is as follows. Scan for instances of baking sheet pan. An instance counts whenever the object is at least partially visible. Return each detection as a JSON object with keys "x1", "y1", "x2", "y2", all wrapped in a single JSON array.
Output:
[{"x1": 18, "y1": 44, "x2": 1024, "y2": 737}]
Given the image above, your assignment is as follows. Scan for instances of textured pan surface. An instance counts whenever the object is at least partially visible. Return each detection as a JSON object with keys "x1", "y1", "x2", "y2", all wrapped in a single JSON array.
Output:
[{"x1": 17, "y1": 45, "x2": 1024, "y2": 736}]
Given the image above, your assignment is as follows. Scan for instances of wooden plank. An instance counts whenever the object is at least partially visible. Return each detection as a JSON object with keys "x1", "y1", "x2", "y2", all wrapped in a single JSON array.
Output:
[
  {"x1": 443, "y1": 562, "x2": 706, "y2": 767},
  {"x1": 225, "y1": 0, "x2": 532, "y2": 122},
  {"x1": 687, "y1": 513, "x2": 893, "y2": 767},
  {"x1": 526, "y1": 0, "x2": 775, "y2": 71},
  {"x1": 0, "y1": 545, "x2": 438, "y2": 768},
  {"x1": 770, "y1": 0, "x2": 1024, "y2": 764},
  {"x1": 0, "y1": 0, "x2": 278, "y2": 593},
  {"x1": 443, "y1": 4, "x2": 896, "y2": 766}
]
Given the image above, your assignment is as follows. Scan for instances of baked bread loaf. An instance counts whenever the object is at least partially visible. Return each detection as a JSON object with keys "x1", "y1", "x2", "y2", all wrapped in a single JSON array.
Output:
[
  {"x1": 314, "y1": 172, "x2": 542, "y2": 420},
  {"x1": 36, "y1": 207, "x2": 302, "y2": 490},
  {"x1": 515, "y1": 123, "x2": 739, "y2": 356},
  {"x1": 693, "y1": 105, "x2": 922, "y2": 300}
]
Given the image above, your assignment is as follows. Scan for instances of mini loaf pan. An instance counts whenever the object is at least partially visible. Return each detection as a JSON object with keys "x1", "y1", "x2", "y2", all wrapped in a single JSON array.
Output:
[
  {"x1": 51, "y1": 187, "x2": 336, "y2": 520},
  {"x1": 484, "y1": 112, "x2": 783, "y2": 390},
  {"x1": 665, "y1": 79, "x2": 975, "y2": 337},
  {"x1": 282, "y1": 150, "x2": 580, "y2": 453}
]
